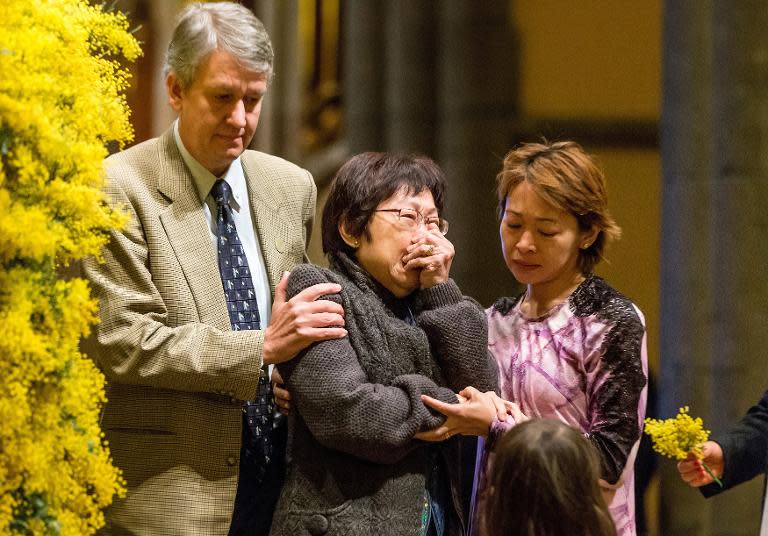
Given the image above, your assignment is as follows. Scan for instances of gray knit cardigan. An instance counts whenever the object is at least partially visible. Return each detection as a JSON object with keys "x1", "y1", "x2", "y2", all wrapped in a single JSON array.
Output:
[{"x1": 270, "y1": 252, "x2": 498, "y2": 536}]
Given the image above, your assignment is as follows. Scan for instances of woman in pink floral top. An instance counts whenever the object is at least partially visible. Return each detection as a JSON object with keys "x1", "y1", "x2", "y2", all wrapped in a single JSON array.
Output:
[{"x1": 418, "y1": 141, "x2": 647, "y2": 536}]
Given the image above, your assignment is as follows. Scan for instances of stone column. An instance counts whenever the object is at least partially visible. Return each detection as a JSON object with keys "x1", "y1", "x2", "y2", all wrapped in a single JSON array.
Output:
[
  {"x1": 149, "y1": 0, "x2": 180, "y2": 136},
  {"x1": 252, "y1": 1, "x2": 302, "y2": 161},
  {"x1": 383, "y1": 0, "x2": 438, "y2": 154},
  {"x1": 660, "y1": 1, "x2": 768, "y2": 533},
  {"x1": 436, "y1": 2, "x2": 519, "y2": 305},
  {"x1": 344, "y1": 1, "x2": 438, "y2": 154},
  {"x1": 343, "y1": 0, "x2": 386, "y2": 153}
]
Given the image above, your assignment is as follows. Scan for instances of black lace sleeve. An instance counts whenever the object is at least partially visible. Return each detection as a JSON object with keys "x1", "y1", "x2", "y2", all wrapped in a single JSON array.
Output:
[{"x1": 573, "y1": 277, "x2": 648, "y2": 485}]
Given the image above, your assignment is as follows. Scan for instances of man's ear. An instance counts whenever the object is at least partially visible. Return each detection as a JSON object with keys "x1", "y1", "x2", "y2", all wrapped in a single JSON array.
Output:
[
  {"x1": 166, "y1": 72, "x2": 184, "y2": 112},
  {"x1": 338, "y1": 221, "x2": 360, "y2": 248}
]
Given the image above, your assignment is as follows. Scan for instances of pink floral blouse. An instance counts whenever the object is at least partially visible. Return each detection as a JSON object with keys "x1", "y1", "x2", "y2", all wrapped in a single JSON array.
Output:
[{"x1": 480, "y1": 276, "x2": 648, "y2": 536}]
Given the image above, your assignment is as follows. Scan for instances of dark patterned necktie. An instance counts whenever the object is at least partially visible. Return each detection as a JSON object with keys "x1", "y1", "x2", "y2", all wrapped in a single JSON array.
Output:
[{"x1": 212, "y1": 179, "x2": 274, "y2": 479}]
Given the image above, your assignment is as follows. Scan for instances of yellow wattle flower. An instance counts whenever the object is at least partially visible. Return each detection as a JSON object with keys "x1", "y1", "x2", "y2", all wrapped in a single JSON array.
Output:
[
  {"x1": 0, "y1": 0, "x2": 139, "y2": 533},
  {"x1": 644, "y1": 406, "x2": 711, "y2": 461}
]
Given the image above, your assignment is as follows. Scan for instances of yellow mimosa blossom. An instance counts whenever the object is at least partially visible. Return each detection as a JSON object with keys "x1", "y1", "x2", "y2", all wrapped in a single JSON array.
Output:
[
  {"x1": 0, "y1": 0, "x2": 139, "y2": 533},
  {"x1": 644, "y1": 406, "x2": 711, "y2": 460}
]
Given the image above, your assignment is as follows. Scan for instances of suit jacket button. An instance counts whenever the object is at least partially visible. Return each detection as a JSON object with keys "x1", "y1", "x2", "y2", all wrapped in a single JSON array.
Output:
[
  {"x1": 226, "y1": 456, "x2": 237, "y2": 467},
  {"x1": 275, "y1": 237, "x2": 286, "y2": 252},
  {"x1": 306, "y1": 514, "x2": 328, "y2": 535}
]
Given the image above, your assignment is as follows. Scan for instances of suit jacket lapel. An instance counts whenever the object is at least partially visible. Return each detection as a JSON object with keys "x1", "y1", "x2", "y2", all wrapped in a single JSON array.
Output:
[
  {"x1": 241, "y1": 153, "x2": 295, "y2": 291},
  {"x1": 156, "y1": 130, "x2": 231, "y2": 331}
]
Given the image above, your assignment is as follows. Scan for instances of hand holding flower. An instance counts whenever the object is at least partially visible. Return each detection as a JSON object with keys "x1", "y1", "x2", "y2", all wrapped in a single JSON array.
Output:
[
  {"x1": 645, "y1": 406, "x2": 723, "y2": 487},
  {"x1": 677, "y1": 441, "x2": 724, "y2": 488}
]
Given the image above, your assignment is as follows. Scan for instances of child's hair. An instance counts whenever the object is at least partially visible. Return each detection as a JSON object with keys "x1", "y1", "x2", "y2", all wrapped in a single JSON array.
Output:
[
  {"x1": 480, "y1": 418, "x2": 617, "y2": 536},
  {"x1": 496, "y1": 140, "x2": 621, "y2": 274}
]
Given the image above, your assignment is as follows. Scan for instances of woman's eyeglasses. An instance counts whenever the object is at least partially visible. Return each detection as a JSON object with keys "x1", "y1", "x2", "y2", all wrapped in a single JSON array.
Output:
[{"x1": 374, "y1": 208, "x2": 449, "y2": 235}]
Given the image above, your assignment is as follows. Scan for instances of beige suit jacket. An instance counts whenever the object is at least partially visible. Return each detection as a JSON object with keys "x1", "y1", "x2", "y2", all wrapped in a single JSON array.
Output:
[{"x1": 82, "y1": 129, "x2": 316, "y2": 535}]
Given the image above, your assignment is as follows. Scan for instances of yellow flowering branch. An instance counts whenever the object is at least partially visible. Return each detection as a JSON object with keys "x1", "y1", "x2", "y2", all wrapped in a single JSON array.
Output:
[
  {"x1": 644, "y1": 406, "x2": 723, "y2": 488},
  {"x1": 0, "y1": 0, "x2": 141, "y2": 533}
]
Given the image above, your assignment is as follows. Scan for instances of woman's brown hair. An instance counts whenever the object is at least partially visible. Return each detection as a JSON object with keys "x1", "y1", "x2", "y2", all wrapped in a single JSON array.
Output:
[
  {"x1": 480, "y1": 419, "x2": 617, "y2": 536},
  {"x1": 496, "y1": 140, "x2": 621, "y2": 274}
]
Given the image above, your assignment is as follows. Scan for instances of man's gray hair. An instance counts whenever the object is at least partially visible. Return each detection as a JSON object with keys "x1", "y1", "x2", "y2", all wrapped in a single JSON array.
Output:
[{"x1": 164, "y1": 2, "x2": 274, "y2": 87}]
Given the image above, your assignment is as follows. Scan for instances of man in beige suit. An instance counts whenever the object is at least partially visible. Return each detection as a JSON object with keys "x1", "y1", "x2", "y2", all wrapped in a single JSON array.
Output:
[{"x1": 82, "y1": 3, "x2": 346, "y2": 535}]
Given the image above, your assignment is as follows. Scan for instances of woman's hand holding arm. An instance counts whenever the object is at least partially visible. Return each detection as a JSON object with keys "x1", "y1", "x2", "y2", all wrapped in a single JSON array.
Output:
[{"x1": 415, "y1": 387, "x2": 527, "y2": 441}]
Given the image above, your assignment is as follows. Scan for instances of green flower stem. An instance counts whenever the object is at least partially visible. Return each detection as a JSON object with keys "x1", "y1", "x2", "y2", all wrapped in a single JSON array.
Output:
[{"x1": 702, "y1": 462, "x2": 723, "y2": 488}]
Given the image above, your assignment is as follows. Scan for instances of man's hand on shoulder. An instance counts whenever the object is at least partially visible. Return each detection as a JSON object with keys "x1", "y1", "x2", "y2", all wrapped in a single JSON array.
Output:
[{"x1": 263, "y1": 272, "x2": 346, "y2": 365}]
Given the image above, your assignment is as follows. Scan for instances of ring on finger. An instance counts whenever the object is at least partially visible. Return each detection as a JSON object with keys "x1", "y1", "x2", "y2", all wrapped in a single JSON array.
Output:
[{"x1": 424, "y1": 245, "x2": 435, "y2": 256}]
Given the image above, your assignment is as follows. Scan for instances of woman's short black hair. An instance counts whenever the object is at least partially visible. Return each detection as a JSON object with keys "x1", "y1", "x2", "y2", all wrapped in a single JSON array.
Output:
[{"x1": 321, "y1": 152, "x2": 447, "y2": 256}]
